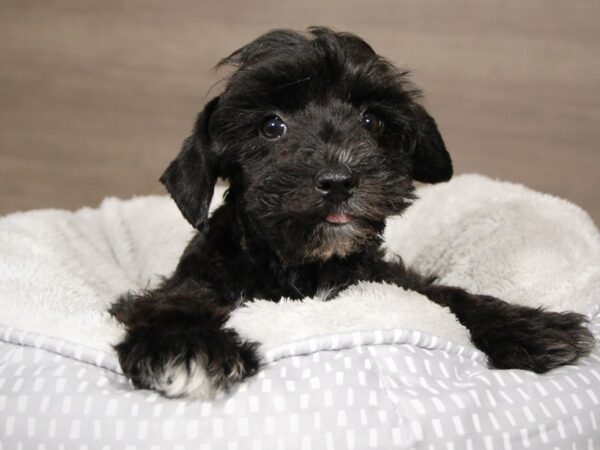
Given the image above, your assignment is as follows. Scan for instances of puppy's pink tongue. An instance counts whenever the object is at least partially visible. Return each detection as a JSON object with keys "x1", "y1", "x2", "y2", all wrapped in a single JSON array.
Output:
[{"x1": 325, "y1": 213, "x2": 353, "y2": 224}]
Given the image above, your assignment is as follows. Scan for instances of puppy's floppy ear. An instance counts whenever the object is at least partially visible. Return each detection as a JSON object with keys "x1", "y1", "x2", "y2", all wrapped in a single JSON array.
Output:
[
  {"x1": 160, "y1": 96, "x2": 220, "y2": 233},
  {"x1": 410, "y1": 106, "x2": 453, "y2": 183}
]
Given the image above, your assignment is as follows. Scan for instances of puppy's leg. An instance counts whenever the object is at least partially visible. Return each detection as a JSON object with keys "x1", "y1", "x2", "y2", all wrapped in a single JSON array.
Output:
[
  {"x1": 109, "y1": 288, "x2": 259, "y2": 398},
  {"x1": 418, "y1": 285, "x2": 594, "y2": 372},
  {"x1": 375, "y1": 262, "x2": 594, "y2": 373}
]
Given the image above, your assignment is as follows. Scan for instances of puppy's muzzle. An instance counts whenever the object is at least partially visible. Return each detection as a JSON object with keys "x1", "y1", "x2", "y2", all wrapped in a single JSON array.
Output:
[{"x1": 314, "y1": 166, "x2": 358, "y2": 203}]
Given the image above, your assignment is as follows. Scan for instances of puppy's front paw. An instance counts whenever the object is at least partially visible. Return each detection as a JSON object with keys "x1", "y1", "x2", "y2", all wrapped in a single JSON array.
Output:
[
  {"x1": 114, "y1": 326, "x2": 260, "y2": 399},
  {"x1": 472, "y1": 302, "x2": 595, "y2": 373}
]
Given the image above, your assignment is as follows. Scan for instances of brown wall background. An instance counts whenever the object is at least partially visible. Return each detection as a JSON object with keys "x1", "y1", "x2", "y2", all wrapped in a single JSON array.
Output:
[{"x1": 1, "y1": 0, "x2": 599, "y2": 224}]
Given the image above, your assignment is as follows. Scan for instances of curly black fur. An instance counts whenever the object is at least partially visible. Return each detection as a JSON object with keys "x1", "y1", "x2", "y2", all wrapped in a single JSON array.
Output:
[{"x1": 110, "y1": 27, "x2": 594, "y2": 397}]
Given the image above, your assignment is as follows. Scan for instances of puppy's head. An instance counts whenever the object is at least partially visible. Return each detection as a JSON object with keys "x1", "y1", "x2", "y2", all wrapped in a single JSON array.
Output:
[{"x1": 161, "y1": 27, "x2": 452, "y2": 263}]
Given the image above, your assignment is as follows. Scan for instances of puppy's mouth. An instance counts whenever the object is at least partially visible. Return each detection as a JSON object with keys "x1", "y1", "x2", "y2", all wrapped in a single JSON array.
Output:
[{"x1": 324, "y1": 212, "x2": 353, "y2": 225}]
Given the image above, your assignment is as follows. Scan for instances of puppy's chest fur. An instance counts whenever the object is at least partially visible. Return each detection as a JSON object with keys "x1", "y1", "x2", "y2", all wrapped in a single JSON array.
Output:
[{"x1": 164, "y1": 204, "x2": 386, "y2": 304}]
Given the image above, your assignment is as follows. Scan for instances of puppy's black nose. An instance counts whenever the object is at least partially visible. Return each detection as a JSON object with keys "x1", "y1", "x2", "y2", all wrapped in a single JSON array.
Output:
[{"x1": 315, "y1": 167, "x2": 357, "y2": 201}]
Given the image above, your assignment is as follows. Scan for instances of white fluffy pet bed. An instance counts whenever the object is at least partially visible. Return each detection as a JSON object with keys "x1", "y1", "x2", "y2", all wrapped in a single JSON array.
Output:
[{"x1": 1, "y1": 174, "x2": 599, "y2": 449}]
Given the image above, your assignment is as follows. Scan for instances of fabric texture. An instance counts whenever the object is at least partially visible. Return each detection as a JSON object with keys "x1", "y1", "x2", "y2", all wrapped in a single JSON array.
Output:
[
  {"x1": 1, "y1": 322, "x2": 599, "y2": 449},
  {"x1": 1, "y1": 174, "x2": 599, "y2": 448}
]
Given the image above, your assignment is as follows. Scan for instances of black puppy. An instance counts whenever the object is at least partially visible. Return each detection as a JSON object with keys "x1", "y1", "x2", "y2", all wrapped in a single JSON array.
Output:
[{"x1": 110, "y1": 27, "x2": 594, "y2": 398}]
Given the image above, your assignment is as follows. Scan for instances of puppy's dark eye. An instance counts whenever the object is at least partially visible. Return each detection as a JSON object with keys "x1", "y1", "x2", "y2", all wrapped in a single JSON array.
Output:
[
  {"x1": 260, "y1": 115, "x2": 287, "y2": 140},
  {"x1": 360, "y1": 112, "x2": 384, "y2": 134}
]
